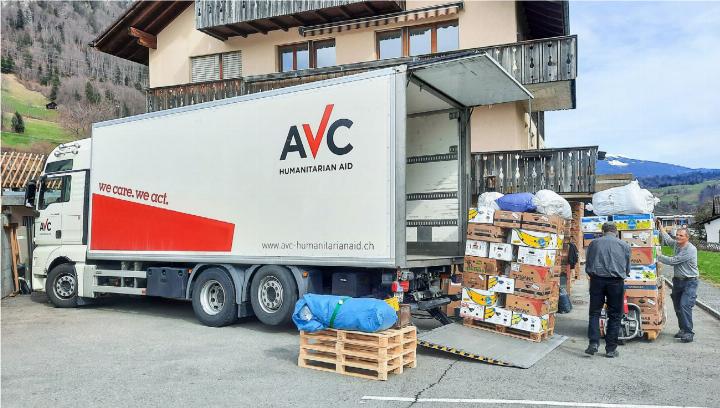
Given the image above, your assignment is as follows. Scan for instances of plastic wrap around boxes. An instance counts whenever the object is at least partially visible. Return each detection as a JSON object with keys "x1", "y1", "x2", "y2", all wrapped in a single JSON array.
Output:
[
  {"x1": 581, "y1": 213, "x2": 666, "y2": 337},
  {"x1": 458, "y1": 206, "x2": 564, "y2": 339}
]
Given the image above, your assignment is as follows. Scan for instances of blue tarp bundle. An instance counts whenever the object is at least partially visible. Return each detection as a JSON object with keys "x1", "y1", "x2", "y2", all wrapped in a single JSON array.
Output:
[
  {"x1": 496, "y1": 192, "x2": 537, "y2": 212},
  {"x1": 292, "y1": 294, "x2": 398, "y2": 333}
]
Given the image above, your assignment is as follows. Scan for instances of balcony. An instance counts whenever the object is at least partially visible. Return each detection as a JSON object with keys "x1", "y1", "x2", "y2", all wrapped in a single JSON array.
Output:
[
  {"x1": 196, "y1": 0, "x2": 405, "y2": 40},
  {"x1": 471, "y1": 146, "x2": 599, "y2": 197},
  {"x1": 147, "y1": 35, "x2": 577, "y2": 112}
]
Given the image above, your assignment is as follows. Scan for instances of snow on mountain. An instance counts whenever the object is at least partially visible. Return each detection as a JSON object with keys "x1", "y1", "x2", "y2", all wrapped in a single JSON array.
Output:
[{"x1": 597, "y1": 156, "x2": 702, "y2": 177}]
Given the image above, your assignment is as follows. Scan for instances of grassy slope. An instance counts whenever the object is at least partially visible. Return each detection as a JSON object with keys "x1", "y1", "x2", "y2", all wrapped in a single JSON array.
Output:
[
  {"x1": 651, "y1": 180, "x2": 720, "y2": 211},
  {"x1": 1, "y1": 74, "x2": 73, "y2": 149},
  {"x1": 662, "y1": 245, "x2": 720, "y2": 285}
]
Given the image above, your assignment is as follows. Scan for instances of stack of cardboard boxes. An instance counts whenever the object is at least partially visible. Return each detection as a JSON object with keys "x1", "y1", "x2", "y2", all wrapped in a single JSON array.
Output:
[
  {"x1": 581, "y1": 213, "x2": 666, "y2": 339},
  {"x1": 459, "y1": 208, "x2": 564, "y2": 341}
]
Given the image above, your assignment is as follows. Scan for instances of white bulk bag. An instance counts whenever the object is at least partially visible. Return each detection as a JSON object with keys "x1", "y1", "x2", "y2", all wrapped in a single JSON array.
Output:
[
  {"x1": 477, "y1": 192, "x2": 504, "y2": 210},
  {"x1": 532, "y1": 189, "x2": 572, "y2": 219},
  {"x1": 591, "y1": 180, "x2": 659, "y2": 216}
]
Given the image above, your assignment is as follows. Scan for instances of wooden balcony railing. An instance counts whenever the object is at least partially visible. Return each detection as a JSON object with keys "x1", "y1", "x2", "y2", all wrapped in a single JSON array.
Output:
[
  {"x1": 147, "y1": 35, "x2": 577, "y2": 112},
  {"x1": 472, "y1": 146, "x2": 598, "y2": 196}
]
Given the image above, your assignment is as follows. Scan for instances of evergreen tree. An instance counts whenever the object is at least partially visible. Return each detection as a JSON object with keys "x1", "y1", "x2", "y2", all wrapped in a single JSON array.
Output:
[
  {"x1": 85, "y1": 81, "x2": 101, "y2": 104},
  {"x1": 1, "y1": 55, "x2": 15, "y2": 73},
  {"x1": 11, "y1": 112, "x2": 25, "y2": 133},
  {"x1": 15, "y1": 9, "x2": 24, "y2": 30}
]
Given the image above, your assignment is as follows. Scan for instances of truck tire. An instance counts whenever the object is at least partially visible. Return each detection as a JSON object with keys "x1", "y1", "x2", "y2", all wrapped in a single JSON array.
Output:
[
  {"x1": 191, "y1": 268, "x2": 238, "y2": 327},
  {"x1": 250, "y1": 265, "x2": 298, "y2": 326},
  {"x1": 46, "y1": 264, "x2": 78, "y2": 308}
]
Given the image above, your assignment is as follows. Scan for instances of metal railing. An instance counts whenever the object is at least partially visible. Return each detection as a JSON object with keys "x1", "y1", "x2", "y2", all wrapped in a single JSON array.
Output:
[{"x1": 471, "y1": 146, "x2": 598, "y2": 195}]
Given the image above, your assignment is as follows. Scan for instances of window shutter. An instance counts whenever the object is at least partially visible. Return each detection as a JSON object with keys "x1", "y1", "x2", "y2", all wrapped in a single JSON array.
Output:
[
  {"x1": 222, "y1": 51, "x2": 242, "y2": 79},
  {"x1": 191, "y1": 55, "x2": 220, "y2": 83}
]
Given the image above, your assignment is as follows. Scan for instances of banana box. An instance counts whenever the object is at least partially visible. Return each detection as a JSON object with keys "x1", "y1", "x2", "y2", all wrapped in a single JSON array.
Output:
[
  {"x1": 467, "y1": 223, "x2": 505, "y2": 243},
  {"x1": 509, "y1": 262, "x2": 561, "y2": 281},
  {"x1": 468, "y1": 206, "x2": 495, "y2": 224},
  {"x1": 510, "y1": 229, "x2": 562, "y2": 249},
  {"x1": 629, "y1": 264, "x2": 658, "y2": 280},
  {"x1": 505, "y1": 294, "x2": 551, "y2": 316},
  {"x1": 494, "y1": 210, "x2": 523, "y2": 228},
  {"x1": 464, "y1": 256, "x2": 503, "y2": 275},
  {"x1": 521, "y1": 213, "x2": 563, "y2": 234},
  {"x1": 461, "y1": 272, "x2": 489, "y2": 289},
  {"x1": 459, "y1": 302, "x2": 484, "y2": 321},
  {"x1": 510, "y1": 312, "x2": 550, "y2": 333},
  {"x1": 621, "y1": 230, "x2": 654, "y2": 247},
  {"x1": 583, "y1": 232, "x2": 604, "y2": 247},
  {"x1": 486, "y1": 275, "x2": 515, "y2": 294},
  {"x1": 613, "y1": 214, "x2": 654, "y2": 231},
  {"x1": 488, "y1": 242, "x2": 514, "y2": 261},
  {"x1": 581, "y1": 216, "x2": 609, "y2": 233},
  {"x1": 461, "y1": 287, "x2": 499, "y2": 307},
  {"x1": 483, "y1": 306, "x2": 512, "y2": 326},
  {"x1": 516, "y1": 246, "x2": 557, "y2": 267},
  {"x1": 630, "y1": 247, "x2": 657, "y2": 265},
  {"x1": 465, "y1": 240, "x2": 489, "y2": 257},
  {"x1": 653, "y1": 230, "x2": 660, "y2": 246}
]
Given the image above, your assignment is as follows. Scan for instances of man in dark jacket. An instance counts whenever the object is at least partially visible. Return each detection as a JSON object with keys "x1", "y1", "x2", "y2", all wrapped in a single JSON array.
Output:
[{"x1": 584, "y1": 222, "x2": 630, "y2": 358}]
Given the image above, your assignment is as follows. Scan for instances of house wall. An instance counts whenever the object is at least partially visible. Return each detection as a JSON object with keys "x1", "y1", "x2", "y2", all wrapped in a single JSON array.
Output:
[
  {"x1": 149, "y1": 1, "x2": 534, "y2": 152},
  {"x1": 705, "y1": 218, "x2": 720, "y2": 243}
]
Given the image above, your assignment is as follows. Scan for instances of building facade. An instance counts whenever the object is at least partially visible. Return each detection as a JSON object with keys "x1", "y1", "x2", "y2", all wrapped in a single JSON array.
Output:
[{"x1": 92, "y1": 0, "x2": 577, "y2": 153}]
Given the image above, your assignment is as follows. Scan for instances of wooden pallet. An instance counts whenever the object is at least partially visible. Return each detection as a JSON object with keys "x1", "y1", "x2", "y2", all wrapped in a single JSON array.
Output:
[
  {"x1": 298, "y1": 326, "x2": 417, "y2": 381},
  {"x1": 462, "y1": 318, "x2": 553, "y2": 343}
]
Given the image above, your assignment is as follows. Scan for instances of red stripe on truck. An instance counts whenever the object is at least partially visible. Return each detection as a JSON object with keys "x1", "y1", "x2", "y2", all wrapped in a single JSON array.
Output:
[{"x1": 90, "y1": 194, "x2": 234, "y2": 252}]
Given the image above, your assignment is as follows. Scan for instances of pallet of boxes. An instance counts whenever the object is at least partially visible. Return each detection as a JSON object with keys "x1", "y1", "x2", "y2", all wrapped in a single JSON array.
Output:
[
  {"x1": 462, "y1": 207, "x2": 564, "y2": 342},
  {"x1": 582, "y1": 214, "x2": 666, "y2": 340}
]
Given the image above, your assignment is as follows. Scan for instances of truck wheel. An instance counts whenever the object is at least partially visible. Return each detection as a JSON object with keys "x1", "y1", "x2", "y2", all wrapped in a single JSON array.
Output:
[
  {"x1": 250, "y1": 266, "x2": 298, "y2": 326},
  {"x1": 46, "y1": 264, "x2": 78, "y2": 308},
  {"x1": 191, "y1": 268, "x2": 238, "y2": 327}
]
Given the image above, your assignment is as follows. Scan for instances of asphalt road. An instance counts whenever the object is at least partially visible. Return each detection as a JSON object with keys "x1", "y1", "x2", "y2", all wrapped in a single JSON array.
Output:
[{"x1": 2, "y1": 278, "x2": 719, "y2": 408}]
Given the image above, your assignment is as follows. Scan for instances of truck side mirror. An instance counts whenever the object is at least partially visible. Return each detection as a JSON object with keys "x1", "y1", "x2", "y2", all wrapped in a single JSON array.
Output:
[{"x1": 25, "y1": 180, "x2": 37, "y2": 208}]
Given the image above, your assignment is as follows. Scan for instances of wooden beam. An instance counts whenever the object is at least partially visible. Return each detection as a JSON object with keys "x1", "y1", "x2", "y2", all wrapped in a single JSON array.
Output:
[
  {"x1": 313, "y1": 10, "x2": 330, "y2": 23},
  {"x1": 225, "y1": 25, "x2": 248, "y2": 38},
  {"x1": 199, "y1": 27, "x2": 228, "y2": 41},
  {"x1": 128, "y1": 27, "x2": 157, "y2": 49},
  {"x1": 337, "y1": 6, "x2": 353, "y2": 19},
  {"x1": 364, "y1": 2, "x2": 380, "y2": 14},
  {"x1": 287, "y1": 14, "x2": 310, "y2": 26},
  {"x1": 268, "y1": 17, "x2": 290, "y2": 31},
  {"x1": 144, "y1": 2, "x2": 190, "y2": 33},
  {"x1": 245, "y1": 20, "x2": 268, "y2": 35}
]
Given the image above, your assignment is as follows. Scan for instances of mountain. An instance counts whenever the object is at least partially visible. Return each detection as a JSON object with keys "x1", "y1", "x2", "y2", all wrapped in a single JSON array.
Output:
[{"x1": 598, "y1": 155, "x2": 696, "y2": 177}]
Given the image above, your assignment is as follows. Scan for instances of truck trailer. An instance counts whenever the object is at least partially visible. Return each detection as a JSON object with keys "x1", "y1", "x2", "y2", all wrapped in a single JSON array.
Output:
[{"x1": 26, "y1": 54, "x2": 532, "y2": 327}]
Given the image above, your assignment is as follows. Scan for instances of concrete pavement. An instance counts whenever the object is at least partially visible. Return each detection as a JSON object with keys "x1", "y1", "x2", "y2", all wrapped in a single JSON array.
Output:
[{"x1": 2, "y1": 278, "x2": 719, "y2": 408}]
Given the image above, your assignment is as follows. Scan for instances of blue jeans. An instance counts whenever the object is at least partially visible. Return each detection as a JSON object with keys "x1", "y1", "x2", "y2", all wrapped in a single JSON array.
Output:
[{"x1": 671, "y1": 278, "x2": 698, "y2": 334}]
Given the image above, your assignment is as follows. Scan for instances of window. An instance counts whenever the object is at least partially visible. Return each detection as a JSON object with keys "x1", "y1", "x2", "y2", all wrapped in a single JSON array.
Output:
[
  {"x1": 278, "y1": 39, "x2": 335, "y2": 72},
  {"x1": 39, "y1": 175, "x2": 70, "y2": 210},
  {"x1": 376, "y1": 21, "x2": 459, "y2": 59},
  {"x1": 377, "y1": 30, "x2": 403, "y2": 59},
  {"x1": 45, "y1": 159, "x2": 73, "y2": 173},
  {"x1": 190, "y1": 51, "x2": 242, "y2": 83}
]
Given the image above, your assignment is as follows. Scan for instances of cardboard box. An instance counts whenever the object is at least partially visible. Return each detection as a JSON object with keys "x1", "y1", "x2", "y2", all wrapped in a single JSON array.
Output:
[
  {"x1": 549, "y1": 280, "x2": 560, "y2": 313},
  {"x1": 489, "y1": 242, "x2": 514, "y2": 261},
  {"x1": 486, "y1": 275, "x2": 515, "y2": 294},
  {"x1": 521, "y1": 213, "x2": 563, "y2": 233},
  {"x1": 467, "y1": 223, "x2": 505, "y2": 243},
  {"x1": 494, "y1": 210, "x2": 523, "y2": 228},
  {"x1": 630, "y1": 247, "x2": 657, "y2": 265},
  {"x1": 461, "y1": 287, "x2": 499, "y2": 307},
  {"x1": 621, "y1": 230, "x2": 655, "y2": 247},
  {"x1": 505, "y1": 294, "x2": 551, "y2": 316},
  {"x1": 582, "y1": 216, "x2": 609, "y2": 233},
  {"x1": 624, "y1": 279, "x2": 660, "y2": 298},
  {"x1": 465, "y1": 240, "x2": 490, "y2": 257},
  {"x1": 443, "y1": 300, "x2": 461, "y2": 317},
  {"x1": 510, "y1": 229, "x2": 563, "y2": 250},
  {"x1": 459, "y1": 302, "x2": 484, "y2": 320},
  {"x1": 653, "y1": 230, "x2": 660, "y2": 246},
  {"x1": 464, "y1": 257, "x2": 503, "y2": 275},
  {"x1": 613, "y1": 214, "x2": 654, "y2": 231},
  {"x1": 512, "y1": 279, "x2": 553, "y2": 299},
  {"x1": 583, "y1": 232, "x2": 604, "y2": 247},
  {"x1": 461, "y1": 272, "x2": 490, "y2": 290},
  {"x1": 509, "y1": 262, "x2": 561, "y2": 281},
  {"x1": 510, "y1": 312, "x2": 550, "y2": 333},
  {"x1": 517, "y1": 247, "x2": 557, "y2": 267},
  {"x1": 468, "y1": 206, "x2": 495, "y2": 224},
  {"x1": 483, "y1": 306, "x2": 512, "y2": 326},
  {"x1": 627, "y1": 296, "x2": 662, "y2": 313},
  {"x1": 629, "y1": 264, "x2": 658, "y2": 280}
]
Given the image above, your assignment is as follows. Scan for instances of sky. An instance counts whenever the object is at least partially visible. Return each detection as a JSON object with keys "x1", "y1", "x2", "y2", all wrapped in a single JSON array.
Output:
[{"x1": 545, "y1": 1, "x2": 720, "y2": 168}]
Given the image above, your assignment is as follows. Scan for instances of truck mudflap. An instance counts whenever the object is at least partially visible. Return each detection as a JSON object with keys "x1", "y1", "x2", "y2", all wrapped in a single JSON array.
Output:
[{"x1": 417, "y1": 323, "x2": 568, "y2": 368}]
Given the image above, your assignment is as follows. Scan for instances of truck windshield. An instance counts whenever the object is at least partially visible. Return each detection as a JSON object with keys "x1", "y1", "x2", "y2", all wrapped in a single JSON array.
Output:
[
  {"x1": 45, "y1": 159, "x2": 73, "y2": 173},
  {"x1": 39, "y1": 176, "x2": 70, "y2": 210}
]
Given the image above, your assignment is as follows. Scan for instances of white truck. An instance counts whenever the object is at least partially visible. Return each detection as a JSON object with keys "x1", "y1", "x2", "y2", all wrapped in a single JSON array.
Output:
[{"x1": 26, "y1": 55, "x2": 532, "y2": 327}]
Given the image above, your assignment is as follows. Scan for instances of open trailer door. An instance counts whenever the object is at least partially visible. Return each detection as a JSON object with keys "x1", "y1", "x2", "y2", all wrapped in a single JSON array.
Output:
[{"x1": 406, "y1": 54, "x2": 567, "y2": 368}]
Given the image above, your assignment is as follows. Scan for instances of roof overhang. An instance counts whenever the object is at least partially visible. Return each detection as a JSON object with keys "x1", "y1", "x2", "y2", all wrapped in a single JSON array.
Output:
[
  {"x1": 408, "y1": 53, "x2": 533, "y2": 108},
  {"x1": 90, "y1": 1, "x2": 193, "y2": 65}
]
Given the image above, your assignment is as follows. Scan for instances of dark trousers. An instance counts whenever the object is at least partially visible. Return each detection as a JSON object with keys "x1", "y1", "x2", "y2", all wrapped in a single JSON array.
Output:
[
  {"x1": 671, "y1": 278, "x2": 698, "y2": 334},
  {"x1": 588, "y1": 276, "x2": 624, "y2": 352}
]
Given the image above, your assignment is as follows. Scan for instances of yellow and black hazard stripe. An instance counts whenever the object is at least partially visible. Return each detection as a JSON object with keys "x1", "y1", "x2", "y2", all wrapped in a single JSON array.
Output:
[{"x1": 417, "y1": 340, "x2": 512, "y2": 366}]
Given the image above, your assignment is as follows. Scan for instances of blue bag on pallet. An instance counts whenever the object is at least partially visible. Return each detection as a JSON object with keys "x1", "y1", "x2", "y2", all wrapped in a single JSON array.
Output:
[
  {"x1": 495, "y1": 192, "x2": 537, "y2": 212},
  {"x1": 292, "y1": 294, "x2": 398, "y2": 333}
]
